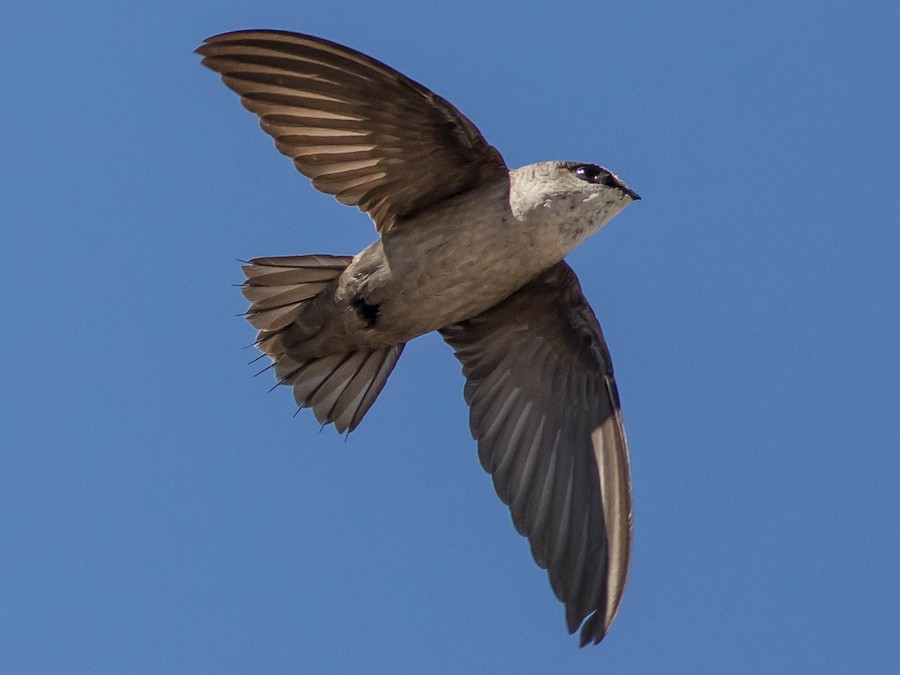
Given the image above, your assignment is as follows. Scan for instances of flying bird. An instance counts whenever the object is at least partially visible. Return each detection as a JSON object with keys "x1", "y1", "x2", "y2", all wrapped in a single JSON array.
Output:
[{"x1": 197, "y1": 30, "x2": 640, "y2": 646}]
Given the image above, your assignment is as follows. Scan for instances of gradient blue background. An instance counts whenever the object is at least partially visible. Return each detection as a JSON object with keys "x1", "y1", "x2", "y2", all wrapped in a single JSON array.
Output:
[{"x1": 3, "y1": 1, "x2": 898, "y2": 672}]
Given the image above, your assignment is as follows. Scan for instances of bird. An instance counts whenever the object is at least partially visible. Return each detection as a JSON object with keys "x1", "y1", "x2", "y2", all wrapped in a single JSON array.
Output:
[{"x1": 196, "y1": 29, "x2": 640, "y2": 646}]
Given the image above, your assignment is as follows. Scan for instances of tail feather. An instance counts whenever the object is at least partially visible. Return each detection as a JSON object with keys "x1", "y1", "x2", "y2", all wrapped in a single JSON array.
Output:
[
  {"x1": 241, "y1": 255, "x2": 352, "y2": 331},
  {"x1": 331, "y1": 348, "x2": 402, "y2": 431},
  {"x1": 241, "y1": 254, "x2": 404, "y2": 432},
  {"x1": 242, "y1": 282, "x2": 328, "y2": 309},
  {"x1": 292, "y1": 346, "x2": 405, "y2": 432}
]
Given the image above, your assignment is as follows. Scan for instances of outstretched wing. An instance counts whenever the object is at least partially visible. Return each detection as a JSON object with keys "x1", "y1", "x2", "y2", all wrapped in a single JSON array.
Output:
[
  {"x1": 197, "y1": 30, "x2": 507, "y2": 232},
  {"x1": 441, "y1": 261, "x2": 632, "y2": 646}
]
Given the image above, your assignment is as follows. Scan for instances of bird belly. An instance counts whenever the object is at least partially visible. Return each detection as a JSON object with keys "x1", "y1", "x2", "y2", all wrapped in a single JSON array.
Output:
[
  {"x1": 296, "y1": 185, "x2": 570, "y2": 354},
  {"x1": 366, "y1": 208, "x2": 561, "y2": 342}
]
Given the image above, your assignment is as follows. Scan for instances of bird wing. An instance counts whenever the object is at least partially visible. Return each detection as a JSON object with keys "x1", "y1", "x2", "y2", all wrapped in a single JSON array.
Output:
[
  {"x1": 197, "y1": 30, "x2": 508, "y2": 233},
  {"x1": 440, "y1": 261, "x2": 632, "y2": 646}
]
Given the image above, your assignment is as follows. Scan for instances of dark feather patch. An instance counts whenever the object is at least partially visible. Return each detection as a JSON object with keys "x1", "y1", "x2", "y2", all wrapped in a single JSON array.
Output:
[{"x1": 351, "y1": 295, "x2": 380, "y2": 327}]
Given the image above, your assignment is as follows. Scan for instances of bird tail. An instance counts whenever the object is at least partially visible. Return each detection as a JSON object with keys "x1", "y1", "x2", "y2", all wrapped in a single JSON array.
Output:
[{"x1": 241, "y1": 255, "x2": 404, "y2": 433}]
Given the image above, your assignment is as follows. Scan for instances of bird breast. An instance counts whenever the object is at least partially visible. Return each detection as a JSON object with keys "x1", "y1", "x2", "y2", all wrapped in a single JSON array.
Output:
[{"x1": 344, "y1": 183, "x2": 576, "y2": 344}]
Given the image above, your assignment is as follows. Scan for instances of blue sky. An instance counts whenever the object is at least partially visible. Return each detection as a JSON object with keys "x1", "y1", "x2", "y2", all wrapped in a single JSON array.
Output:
[{"x1": 3, "y1": 1, "x2": 899, "y2": 672}]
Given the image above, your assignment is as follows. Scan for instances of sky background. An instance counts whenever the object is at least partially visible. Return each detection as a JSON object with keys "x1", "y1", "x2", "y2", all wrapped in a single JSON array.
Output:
[{"x1": 3, "y1": 1, "x2": 899, "y2": 673}]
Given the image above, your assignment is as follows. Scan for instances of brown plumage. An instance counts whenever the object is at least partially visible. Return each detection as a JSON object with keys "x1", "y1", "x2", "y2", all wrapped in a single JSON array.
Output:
[{"x1": 198, "y1": 29, "x2": 640, "y2": 646}]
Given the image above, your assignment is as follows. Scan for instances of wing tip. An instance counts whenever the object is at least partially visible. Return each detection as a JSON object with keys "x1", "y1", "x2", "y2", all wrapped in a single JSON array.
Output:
[{"x1": 576, "y1": 610, "x2": 610, "y2": 647}]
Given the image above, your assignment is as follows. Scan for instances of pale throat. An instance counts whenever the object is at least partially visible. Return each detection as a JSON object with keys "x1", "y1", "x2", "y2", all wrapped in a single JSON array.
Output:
[{"x1": 511, "y1": 188, "x2": 626, "y2": 259}]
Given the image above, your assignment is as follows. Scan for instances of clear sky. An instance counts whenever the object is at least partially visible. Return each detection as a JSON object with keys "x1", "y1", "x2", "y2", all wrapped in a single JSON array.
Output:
[{"x1": 3, "y1": 1, "x2": 898, "y2": 672}]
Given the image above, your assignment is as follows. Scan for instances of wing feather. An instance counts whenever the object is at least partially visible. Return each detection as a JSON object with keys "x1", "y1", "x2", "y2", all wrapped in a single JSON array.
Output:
[
  {"x1": 440, "y1": 261, "x2": 633, "y2": 646},
  {"x1": 197, "y1": 30, "x2": 507, "y2": 232}
]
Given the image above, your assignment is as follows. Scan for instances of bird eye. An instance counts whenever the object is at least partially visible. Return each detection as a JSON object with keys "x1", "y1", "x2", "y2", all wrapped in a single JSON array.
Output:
[{"x1": 573, "y1": 164, "x2": 606, "y2": 184}]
